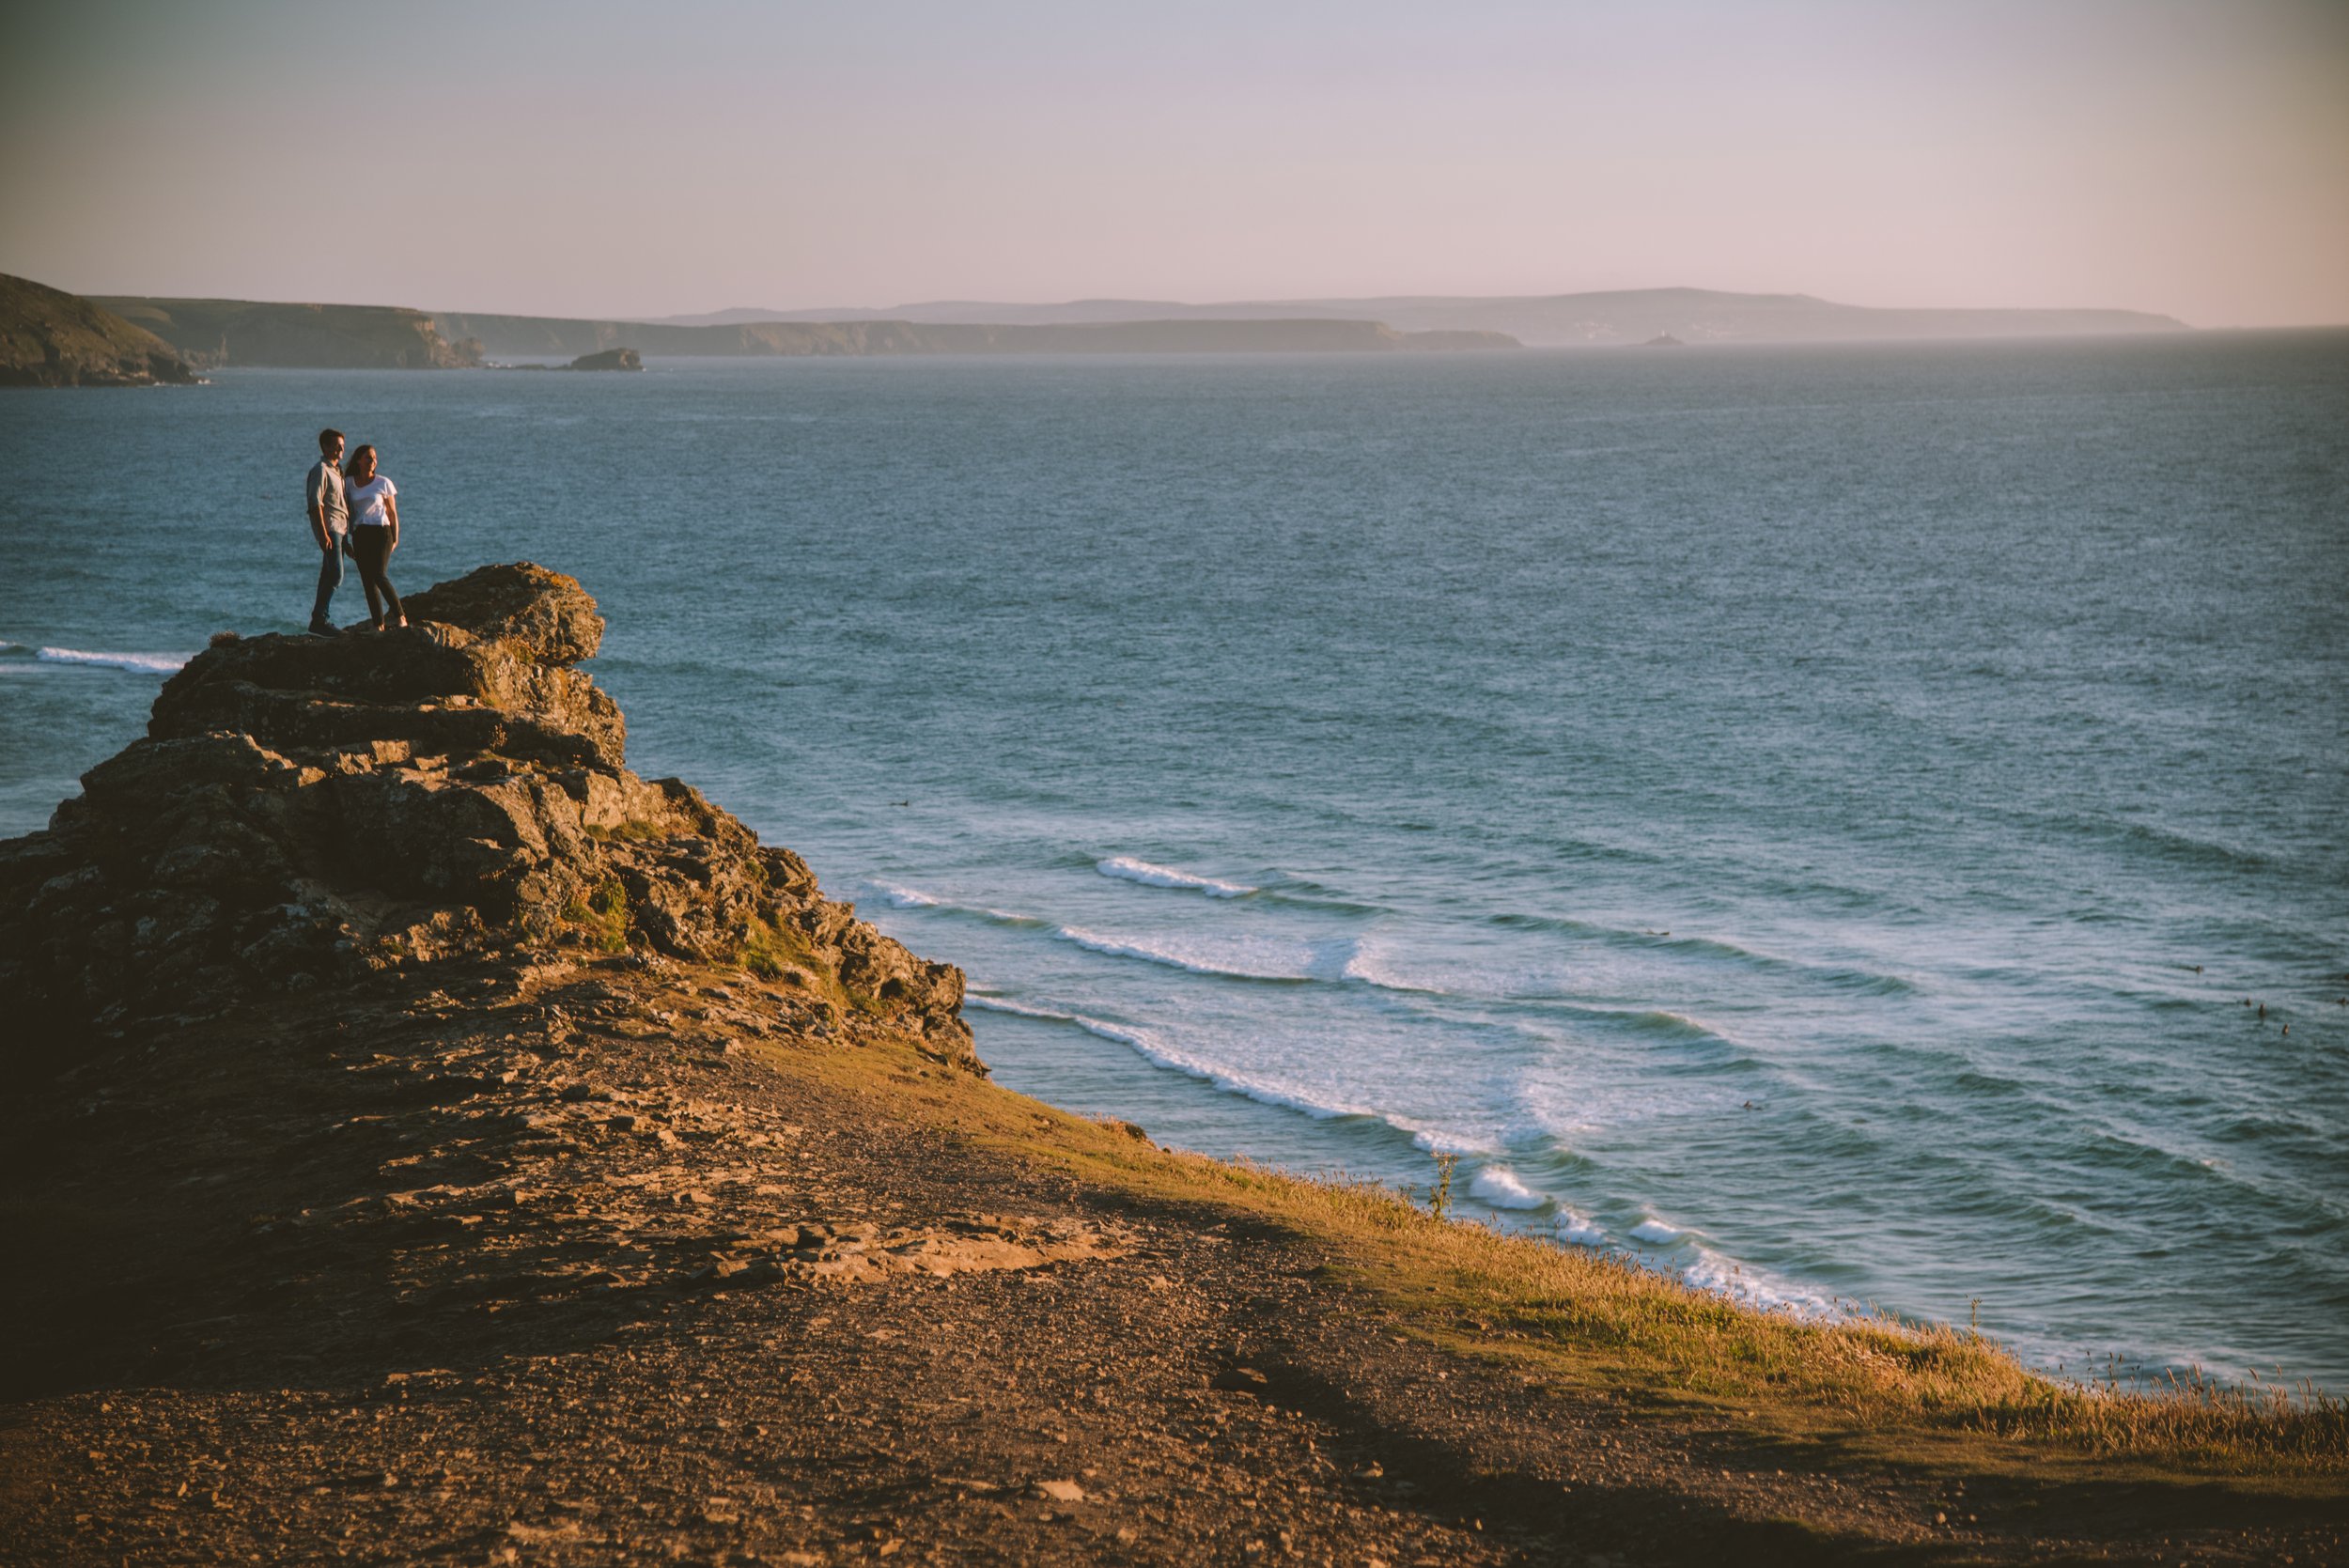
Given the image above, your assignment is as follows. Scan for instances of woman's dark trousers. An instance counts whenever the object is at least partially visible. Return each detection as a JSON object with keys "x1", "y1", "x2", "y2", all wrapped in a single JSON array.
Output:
[{"x1": 350, "y1": 528, "x2": 404, "y2": 626}]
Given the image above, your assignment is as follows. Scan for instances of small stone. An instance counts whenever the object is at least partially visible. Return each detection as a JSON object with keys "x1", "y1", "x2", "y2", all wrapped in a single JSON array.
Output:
[{"x1": 1033, "y1": 1479, "x2": 1086, "y2": 1503}]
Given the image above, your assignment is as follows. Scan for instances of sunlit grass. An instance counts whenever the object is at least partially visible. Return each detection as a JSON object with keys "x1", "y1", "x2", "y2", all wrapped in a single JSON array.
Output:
[{"x1": 793, "y1": 1022, "x2": 2346, "y2": 1479}]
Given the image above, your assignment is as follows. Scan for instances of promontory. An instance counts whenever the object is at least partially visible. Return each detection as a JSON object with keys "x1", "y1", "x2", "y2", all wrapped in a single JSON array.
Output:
[{"x1": 0, "y1": 273, "x2": 196, "y2": 387}]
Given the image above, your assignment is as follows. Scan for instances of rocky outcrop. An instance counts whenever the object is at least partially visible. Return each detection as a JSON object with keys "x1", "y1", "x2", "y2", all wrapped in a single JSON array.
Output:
[
  {"x1": 0, "y1": 564, "x2": 973, "y2": 1071},
  {"x1": 0, "y1": 273, "x2": 198, "y2": 387}
]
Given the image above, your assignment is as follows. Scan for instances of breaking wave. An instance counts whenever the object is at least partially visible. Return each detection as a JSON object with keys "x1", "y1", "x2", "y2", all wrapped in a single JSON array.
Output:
[
  {"x1": 1469, "y1": 1166, "x2": 1550, "y2": 1211},
  {"x1": 0, "y1": 642, "x2": 191, "y2": 675},
  {"x1": 1096, "y1": 857, "x2": 1254, "y2": 898}
]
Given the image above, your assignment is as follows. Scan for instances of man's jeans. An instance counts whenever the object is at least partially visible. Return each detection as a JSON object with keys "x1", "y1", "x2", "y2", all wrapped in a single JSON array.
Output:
[{"x1": 310, "y1": 536, "x2": 345, "y2": 628}]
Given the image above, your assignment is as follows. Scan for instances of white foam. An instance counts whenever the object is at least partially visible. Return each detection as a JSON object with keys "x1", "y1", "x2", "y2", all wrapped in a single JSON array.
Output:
[
  {"x1": 1470, "y1": 1166, "x2": 1550, "y2": 1211},
  {"x1": 1683, "y1": 1245, "x2": 1841, "y2": 1319},
  {"x1": 963, "y1": 994, "x2": 1070, "y2": 1021},
  {"x1": 1628, "y1": 1218, "x2": 1683, "y2": 1245},
  {"x1": 33, "y1": 646, "x2": 190, "y2": 675},
  {"x1": 966, "y1": 990, "x2": 1369, "y2": 1120},
  {"x1": 1073, "y1": 1013, "x2": 1380, "y2": 1123},
  {"x1": 1555, "y1": 1208, "x2": 1608, "y2": 1247},
  {"x1": 862, "y1": 885, "x2": 1039, "y2": 925},
  {"x1": 974, "y1": 989, "x2": 1522, "y2": 1168},
  {"x1": 1097, "y1": 857, "x2": 1253, "y2": 898},
  {"x1": 1335, "y1": 944, "x2": 1440, "y2": 995},
  {"x1": 1395, "y1": 1120, "x2": 1498, "y2": 1157},
  {"x1": 1050, "y1": 925, "x2": 1311, "y2": 982}
]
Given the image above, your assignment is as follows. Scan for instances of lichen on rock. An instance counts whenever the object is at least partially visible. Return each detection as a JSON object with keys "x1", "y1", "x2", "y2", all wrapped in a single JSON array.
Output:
[{"x1": 0, "y1": 563, "x2": 975, "y2": 1072}]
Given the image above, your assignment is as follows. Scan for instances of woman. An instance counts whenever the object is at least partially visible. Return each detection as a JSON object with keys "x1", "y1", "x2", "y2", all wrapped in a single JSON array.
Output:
[{"x1": 342, "y1": 443, "x2": 407, "y2": 630}]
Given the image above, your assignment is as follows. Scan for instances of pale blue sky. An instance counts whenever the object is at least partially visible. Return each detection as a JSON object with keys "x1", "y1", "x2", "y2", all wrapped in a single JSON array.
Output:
[{"x1": 3, "y1": 0, "x2": 2343, "y2": 324}]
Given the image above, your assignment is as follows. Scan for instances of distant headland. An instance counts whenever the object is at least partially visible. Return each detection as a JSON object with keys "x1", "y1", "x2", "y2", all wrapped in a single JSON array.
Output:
[
  {"x1": 636, "y1": 285, "x2": 2193, "y2": 348},
  {"x1": 428, "y1": 313, "x2": 1517, "y2": 359},
  {"x1": 0, "y1": 274, "x2": 197, "y2": 386},
  {"x1": 6, "y1": 272, "x2": 2199, "y2": 380}
]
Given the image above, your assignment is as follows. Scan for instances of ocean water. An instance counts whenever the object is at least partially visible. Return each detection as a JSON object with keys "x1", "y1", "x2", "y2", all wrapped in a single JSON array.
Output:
[{"x1": 4, "y1": 335, "x2": 2345, "y2": 1388}]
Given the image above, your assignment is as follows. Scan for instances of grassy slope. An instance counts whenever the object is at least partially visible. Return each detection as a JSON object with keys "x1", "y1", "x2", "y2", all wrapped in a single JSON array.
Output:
[{"x1": 770, "y1": 988, "x2": 2344, "y2": 1503}]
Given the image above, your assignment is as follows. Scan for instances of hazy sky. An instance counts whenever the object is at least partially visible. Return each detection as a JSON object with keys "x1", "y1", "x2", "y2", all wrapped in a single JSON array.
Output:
[{"x1": 4, "y1": 0, "x2": 2345, "y2": 325}]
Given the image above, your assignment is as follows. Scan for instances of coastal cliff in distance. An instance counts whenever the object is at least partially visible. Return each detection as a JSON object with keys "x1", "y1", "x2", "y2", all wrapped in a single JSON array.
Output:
[
  {"x1": 434, "y1": 312, "x2": 1517, "y2": 357},
  {"x1": 0, "y1": 273, "x2": 196, "y2": 386},
  {"x1": 651, "y1": 286, "x2": 2193, "y2": 347},
  {"x1": 92, "y1": 295, "x2": 483, "y2": 369}
]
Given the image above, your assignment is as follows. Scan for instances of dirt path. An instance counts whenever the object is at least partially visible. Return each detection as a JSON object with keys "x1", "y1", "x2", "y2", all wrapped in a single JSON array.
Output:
[{"x1": 4, "y1": 953, "x2": 2337, "y2": 1565}]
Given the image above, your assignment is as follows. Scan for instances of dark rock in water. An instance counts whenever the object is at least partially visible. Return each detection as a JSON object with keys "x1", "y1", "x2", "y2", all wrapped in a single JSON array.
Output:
[
  {"x1": 0, "y1": 563, "x2": 974, "y2": 1073},
  {"x1": 567, "y1": 348, "x2": 644, "y2": 372}
]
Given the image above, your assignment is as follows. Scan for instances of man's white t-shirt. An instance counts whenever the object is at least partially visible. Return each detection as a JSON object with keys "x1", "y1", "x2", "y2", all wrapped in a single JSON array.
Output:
[{"x1": 349, "y1": 475, "x2": 397, "y2": 528}]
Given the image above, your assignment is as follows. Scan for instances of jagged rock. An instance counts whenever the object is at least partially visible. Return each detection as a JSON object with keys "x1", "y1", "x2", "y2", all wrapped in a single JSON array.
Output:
[
  {"x1": 0, "y1": 563, "x2": 977, "y2": 1073},
  {"x1": 400, "y1": 563, "x2": 604, "y2": 665}
]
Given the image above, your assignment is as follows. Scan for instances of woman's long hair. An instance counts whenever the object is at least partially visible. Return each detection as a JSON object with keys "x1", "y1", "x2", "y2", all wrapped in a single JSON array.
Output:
[{"x1": 344, "y1": 443, "x2": 376, "y2": 481}]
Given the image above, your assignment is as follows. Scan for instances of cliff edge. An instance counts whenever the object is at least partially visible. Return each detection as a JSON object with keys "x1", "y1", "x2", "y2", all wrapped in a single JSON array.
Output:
[{"x1": 0, "y1": 564, "x2": 971, "y2": 1073}]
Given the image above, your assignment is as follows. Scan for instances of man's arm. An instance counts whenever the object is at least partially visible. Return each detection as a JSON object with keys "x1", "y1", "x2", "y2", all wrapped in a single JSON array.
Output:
[{"x1": 305, "y1": 466, "x2": 333, "y2": 551}]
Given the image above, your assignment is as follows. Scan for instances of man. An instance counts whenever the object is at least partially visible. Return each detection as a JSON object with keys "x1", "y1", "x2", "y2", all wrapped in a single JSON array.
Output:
[{"x1": 305, "y1": 427, "x2": 349, "y2": 635}]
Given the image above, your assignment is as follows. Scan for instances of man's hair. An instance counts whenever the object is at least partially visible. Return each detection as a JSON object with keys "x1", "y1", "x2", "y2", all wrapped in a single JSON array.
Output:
[{"x1": 319, "y1": 428, "x2": 344, "y2": 452}]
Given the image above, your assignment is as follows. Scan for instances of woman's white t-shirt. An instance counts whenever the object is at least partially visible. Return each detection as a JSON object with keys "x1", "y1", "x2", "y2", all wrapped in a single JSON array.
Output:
[{"x1": 349, "y1": 475, "x2": 396, "y2": 527}]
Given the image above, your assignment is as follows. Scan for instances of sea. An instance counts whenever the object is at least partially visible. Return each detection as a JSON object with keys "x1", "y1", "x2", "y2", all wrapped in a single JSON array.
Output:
[{"x1": 3, "y1": 334, "x2": 2344, "y2": 1389}]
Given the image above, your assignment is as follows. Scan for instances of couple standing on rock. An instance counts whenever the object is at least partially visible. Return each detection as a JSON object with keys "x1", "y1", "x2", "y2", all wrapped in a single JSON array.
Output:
[{"x1": 304, "y1": 427, "x2": 407, "y2": 635}]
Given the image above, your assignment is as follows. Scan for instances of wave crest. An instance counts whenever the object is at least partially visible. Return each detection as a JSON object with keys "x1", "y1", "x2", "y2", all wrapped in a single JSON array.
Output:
[
  {"x1": 8, "y1": 644, "x2": 192, "y2": 675},
  {"x1": 1097, "y1": 857, "x2": 1254, "y2": 898},
  {"x1": 1469, "y1": 1166, "x2": 1551, "y2": 1211}
]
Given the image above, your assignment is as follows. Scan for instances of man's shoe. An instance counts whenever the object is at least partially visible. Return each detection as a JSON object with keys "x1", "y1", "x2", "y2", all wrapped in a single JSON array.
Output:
[{"x1": 306, "y1": 622, "x2": 340, "y2": 637}]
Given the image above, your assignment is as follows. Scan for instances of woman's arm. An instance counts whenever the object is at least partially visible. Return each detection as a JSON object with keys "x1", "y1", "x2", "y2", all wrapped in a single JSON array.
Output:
[{"x1": 385, "y1": 491, "x2": 400, "y2": 551}]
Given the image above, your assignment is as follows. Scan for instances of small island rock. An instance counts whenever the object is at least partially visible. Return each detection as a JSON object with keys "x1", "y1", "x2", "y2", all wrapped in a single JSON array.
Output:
[{"x1": 568, "y1": 348, "x2": 644, "y2": 371}]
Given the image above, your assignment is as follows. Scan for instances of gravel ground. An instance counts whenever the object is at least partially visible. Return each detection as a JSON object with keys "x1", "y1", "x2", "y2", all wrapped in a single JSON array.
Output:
[{"x1": 2, "y1": 953, "x2": 2339, "y2": 1565}]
